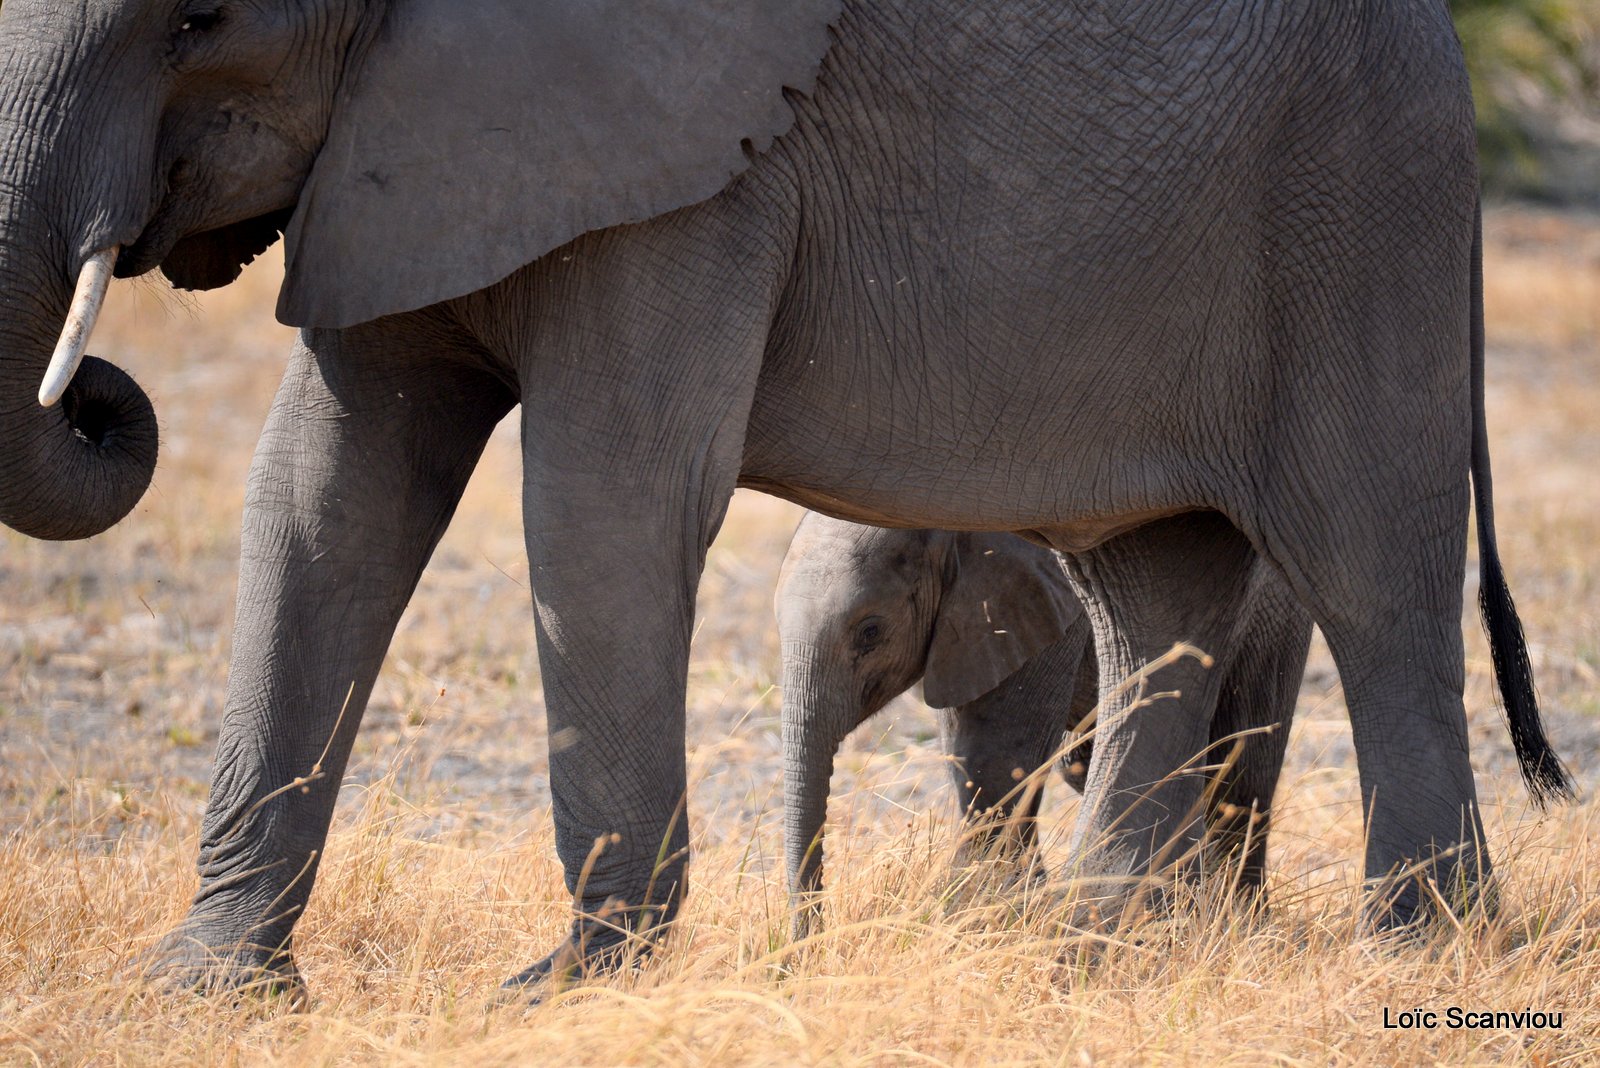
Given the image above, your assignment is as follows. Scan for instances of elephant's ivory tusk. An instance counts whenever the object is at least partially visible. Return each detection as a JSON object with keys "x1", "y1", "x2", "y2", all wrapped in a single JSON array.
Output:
[{"x1": 38, "y1": 247, "x2": 118, "y2": 408}]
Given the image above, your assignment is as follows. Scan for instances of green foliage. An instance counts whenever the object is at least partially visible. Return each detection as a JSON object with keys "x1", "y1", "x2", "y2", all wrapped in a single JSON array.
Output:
[{"x1": 1450, "y1": 0, "x2": 1598, "y2": 192}]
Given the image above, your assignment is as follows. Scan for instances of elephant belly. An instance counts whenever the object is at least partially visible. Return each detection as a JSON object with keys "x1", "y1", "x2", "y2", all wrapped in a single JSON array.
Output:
[
  {"x1": 738, "y1": 181, "x2": 1262, "y2": 540},
  {"x1": 737, "y1": 0, "x2": 1320, "y2": 540}
]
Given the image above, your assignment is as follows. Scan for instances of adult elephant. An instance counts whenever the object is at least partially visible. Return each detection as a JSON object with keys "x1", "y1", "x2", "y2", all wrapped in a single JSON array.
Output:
[{"x1": 0, "y1": 0, "x2": 1569, "y2": 994}]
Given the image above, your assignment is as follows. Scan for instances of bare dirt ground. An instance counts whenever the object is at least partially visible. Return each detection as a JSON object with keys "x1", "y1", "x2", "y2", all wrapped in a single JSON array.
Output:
[{"x1": 0, "y1": 206, "x2": 1596, "y2": 1065}]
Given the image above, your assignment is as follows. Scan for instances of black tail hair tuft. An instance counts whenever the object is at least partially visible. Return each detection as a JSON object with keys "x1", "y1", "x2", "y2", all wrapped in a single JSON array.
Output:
[
  {"x1": 1470, "y1": 201, "x2": 1574, "y2": 808},
  {"x1": 1478, "y1": 551, "x2": 1573, "y2": 806}
]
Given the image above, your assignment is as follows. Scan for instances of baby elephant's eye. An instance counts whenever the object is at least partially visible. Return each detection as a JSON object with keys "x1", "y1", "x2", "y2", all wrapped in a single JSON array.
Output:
[{"x1": 853, "y1": 617, "x2": 886, "y2": 650}]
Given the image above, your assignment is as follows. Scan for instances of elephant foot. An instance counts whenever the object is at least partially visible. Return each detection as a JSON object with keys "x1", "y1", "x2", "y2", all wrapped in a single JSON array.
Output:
[
  {"x1": 1361, "y1": 864, "x2": 1499, "y2": 938},
  {"x1": 140, "y1": 928, "x2": 306, "y2": 1005},
  {"x1": 788, "y1": 891, "x2": 824, "y2": 943},
  {"x1": 498, "y1": 910, "x2": 665, "y2": 1004}
]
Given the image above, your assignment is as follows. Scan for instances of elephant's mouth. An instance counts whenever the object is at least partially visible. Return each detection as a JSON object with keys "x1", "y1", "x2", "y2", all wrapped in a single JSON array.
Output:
[
  {"x1": 116, "y1": 221, "x2": 183, "y2": 280},
  {"x1": 156, "y1": 209, "x2": 293, "y2": 292},
  {"x1": 30, "y1": 198, "x2": 289, "y2": 411},
  {"x1": 115, "y1": 165, "x2": 193, "y2": 279},
  {"x1": 118, "y1": 172, "x2": 292, "y2": 292}
]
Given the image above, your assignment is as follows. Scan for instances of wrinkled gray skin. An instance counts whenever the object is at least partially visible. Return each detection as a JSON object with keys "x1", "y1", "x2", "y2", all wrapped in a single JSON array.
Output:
[
  {"x1": 777, "y1": 514, "x2": 1314, "y2": 938},
  {"x1": 0, "y1": 0, "x2": 1568, "y2": 995}
]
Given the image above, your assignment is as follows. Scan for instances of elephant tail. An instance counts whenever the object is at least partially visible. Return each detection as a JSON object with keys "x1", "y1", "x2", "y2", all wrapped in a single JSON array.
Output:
[{"x1": 1470, "y1": 200, "x2": 1574, "y2": 808}]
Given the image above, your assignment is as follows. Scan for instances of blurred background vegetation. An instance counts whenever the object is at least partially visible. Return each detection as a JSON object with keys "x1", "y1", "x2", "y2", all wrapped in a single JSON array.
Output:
[{"x1": 1451, "y1": 0, "x2": 1600, "y2": 203}]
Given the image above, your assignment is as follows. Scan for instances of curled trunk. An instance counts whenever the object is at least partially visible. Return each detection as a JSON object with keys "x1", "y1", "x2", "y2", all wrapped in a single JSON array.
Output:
[
  {"x1": 0, "y1": 240, "x2": 159, "y2": 540},
  {"x1": 0, "y1": 43, "x2": 160, "y2": 540}
]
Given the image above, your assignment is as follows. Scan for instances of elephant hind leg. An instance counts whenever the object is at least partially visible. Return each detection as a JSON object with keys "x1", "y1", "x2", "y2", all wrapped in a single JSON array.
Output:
[
  {"x1": 1202, "y1": 563, "x2": 1312, "y2": 900},
  {"x1": 1060, "y1": 510, "x2": 1261, "y2": 920},
  {"x1": 1251, "y1": 471, "x2": 1489, "y2": 930},
  {"x1": 1241, "y1": 105, "x2": 1501, "y2": 929}
]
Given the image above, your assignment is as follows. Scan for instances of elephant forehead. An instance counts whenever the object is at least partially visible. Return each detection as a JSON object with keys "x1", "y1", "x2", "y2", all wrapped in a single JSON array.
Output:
[
  {"x1": 778, "y1": 524, "x2": 936, "y2": 629},
  {"x1": 783, "y1": 518, "x2": 935, "y2": 586}
]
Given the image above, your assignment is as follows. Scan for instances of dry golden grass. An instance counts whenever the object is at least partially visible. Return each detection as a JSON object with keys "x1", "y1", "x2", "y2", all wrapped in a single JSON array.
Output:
[{"x1": 2, "y1": 207, "x2": 1598, "y2": 1065}]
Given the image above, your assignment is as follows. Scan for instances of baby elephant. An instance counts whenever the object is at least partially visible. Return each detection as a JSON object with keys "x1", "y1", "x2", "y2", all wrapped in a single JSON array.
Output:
[{"x1": 775, "y1": 512, "x2": 1313, "y2": 935}]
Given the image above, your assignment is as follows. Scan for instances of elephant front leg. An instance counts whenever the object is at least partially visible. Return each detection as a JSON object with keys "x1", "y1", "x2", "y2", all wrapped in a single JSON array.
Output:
[
  {"x1": 943, "y1": 619, "x2": 1092, "y2": 870},
  {"x1": 145, "y1": 323, "x2": 512, "y2": 993},
  {"x1": 503, "y1": 402, "x2": 748, "y2": 992}
]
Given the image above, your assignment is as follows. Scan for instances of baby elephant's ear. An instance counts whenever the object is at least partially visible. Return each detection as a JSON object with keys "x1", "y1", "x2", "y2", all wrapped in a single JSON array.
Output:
[
  {"x1": 279, "y1": 0, "x2": 841, "y2": 329},
  {"x1": 922, "y1": 534, "x2": 1083, "y2": 710}
]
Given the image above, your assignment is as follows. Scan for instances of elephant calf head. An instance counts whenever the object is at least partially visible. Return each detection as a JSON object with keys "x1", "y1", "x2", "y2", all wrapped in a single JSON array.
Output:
[{"x1": 774, "y1": 512, "x2": 1095, "y2": 931}]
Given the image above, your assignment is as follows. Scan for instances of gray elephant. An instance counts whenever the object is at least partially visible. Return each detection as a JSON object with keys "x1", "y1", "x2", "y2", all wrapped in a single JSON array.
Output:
[
  {"x1": 777, "y1": 513, "x2": 1314, "y2": 937},
  {"x1": 0, "y1": 0, "x2": 1568, "y2": 995}
]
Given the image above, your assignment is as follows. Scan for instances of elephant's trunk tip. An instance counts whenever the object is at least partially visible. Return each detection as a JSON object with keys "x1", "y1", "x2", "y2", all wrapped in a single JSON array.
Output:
[{"x1": 39, "y1": 247, "x2": 118, "y2": 408}]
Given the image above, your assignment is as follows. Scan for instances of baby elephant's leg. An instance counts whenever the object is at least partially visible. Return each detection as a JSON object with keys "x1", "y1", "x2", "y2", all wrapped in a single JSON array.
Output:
[{"x1": 943, "y1": 617, "x2": 1093, "y2": 865}]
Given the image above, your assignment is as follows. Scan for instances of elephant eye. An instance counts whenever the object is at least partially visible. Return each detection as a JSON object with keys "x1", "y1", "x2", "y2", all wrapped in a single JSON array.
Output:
[
  {"x1": 853, "y1": 617, "x2": 886, "y2": 651},
  {"x1": 178, "y1": 8, "x2": 224, "y2": 33}
]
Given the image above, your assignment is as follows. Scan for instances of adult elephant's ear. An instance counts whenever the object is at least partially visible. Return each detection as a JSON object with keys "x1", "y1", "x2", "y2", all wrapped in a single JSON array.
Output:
[
  {"x1": 922, "y1": 535, "x2": 1083, "y2": 710},
  {"x1": 278, "y1": 0, "x2": 842, "y2": 329}
]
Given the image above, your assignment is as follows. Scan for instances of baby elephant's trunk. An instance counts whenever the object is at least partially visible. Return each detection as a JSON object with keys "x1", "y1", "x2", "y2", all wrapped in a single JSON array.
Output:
[{"x1": 780, "y1": 649, "x2": 851, "y2": 939}]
